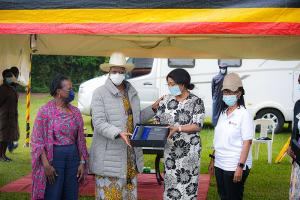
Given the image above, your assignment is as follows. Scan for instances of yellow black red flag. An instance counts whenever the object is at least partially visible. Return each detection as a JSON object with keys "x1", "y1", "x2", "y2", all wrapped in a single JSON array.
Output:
[{"x1": 0, "y1": 1, "x2": 300, "y2": 35}]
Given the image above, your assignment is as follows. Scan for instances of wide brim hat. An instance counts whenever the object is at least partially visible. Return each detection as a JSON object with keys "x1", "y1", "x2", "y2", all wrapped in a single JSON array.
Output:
[
  {"x1": 100, "y1": 52, "x2": 135, "y2": 72},
  {"x1": 221, "y1": 72, "x2": 243, "y2": 91}
]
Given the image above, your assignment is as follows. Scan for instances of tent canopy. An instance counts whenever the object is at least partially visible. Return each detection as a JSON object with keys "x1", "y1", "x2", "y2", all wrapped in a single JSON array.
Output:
[
  {"x1": 0, "y1": 35, "x2": 30, "y2": 84},
  {"x1": 1, "y1": 1, "x2": 300, "y2": 84},
  {"x1": 35, "y1": 34, "x2": 300, "y2": 59}
]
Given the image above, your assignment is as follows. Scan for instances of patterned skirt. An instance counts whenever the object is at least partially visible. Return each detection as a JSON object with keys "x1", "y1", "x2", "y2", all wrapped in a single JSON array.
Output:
[
  {"x1": 290, "y1": 162, "x2": 300, "y2": 200},
  {"x1": 95, "y1": 147, "x2": 138, "y2": 200},
  {"x1": 163, "y1": 132, "x2": 201, "y2": 200}
]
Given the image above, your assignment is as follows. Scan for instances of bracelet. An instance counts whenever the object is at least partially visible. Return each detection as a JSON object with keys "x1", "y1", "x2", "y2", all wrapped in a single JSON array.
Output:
[
  {"x1": 80, "y1": 160, "x2": 86, "y2": 165},
  {"x1": 178, "y1": 126, "x2": 182, "y2": 132},
  {"x1": 209, "y1": 154, "x2": 215, "y2": 160}
]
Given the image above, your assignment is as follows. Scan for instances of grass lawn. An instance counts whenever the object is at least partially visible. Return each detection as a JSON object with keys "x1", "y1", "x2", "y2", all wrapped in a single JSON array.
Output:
[{"x1": 0, "y1": 93, "x2": 293, "y2": 200}]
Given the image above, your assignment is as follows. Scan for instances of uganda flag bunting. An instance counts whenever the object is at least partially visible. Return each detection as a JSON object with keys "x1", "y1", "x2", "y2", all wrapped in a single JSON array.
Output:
[{"x1": 0, "y1": 0, "x2": 300, "y2": 35}]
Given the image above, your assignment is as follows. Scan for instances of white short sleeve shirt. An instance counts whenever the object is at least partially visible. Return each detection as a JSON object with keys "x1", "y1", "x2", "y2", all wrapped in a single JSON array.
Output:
[{"x1": 213, "y1": 106, "x2": 254, "y2": 171}]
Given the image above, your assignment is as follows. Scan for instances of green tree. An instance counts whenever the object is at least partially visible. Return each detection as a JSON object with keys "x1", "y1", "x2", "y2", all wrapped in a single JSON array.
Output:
[{"x1": 31, "y1": 55, "x2": 105, "y2": 93}]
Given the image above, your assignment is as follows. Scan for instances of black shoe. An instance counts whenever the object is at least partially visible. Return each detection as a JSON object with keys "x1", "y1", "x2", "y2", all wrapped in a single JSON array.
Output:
[
  {"x1": 3, "y1": 156, "x2": 12, "y2": 162},
  {"x1": 8, "y1": 142, "x2": 18, "y2": 153}
]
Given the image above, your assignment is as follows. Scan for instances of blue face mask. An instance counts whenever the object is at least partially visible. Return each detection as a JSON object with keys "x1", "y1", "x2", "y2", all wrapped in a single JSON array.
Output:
[
  {"x1": 5, "y1": 77, "x2": 13, "y2": 85},
  {"x1": 298, "y1": 84, "x2": 300, "y2": 91},
  {"x1": 223, "y1": 95, "x2": 238, "y2": 107},
  {"x1": 64, "y1": 89, "x2": 75, "y2": 103},
  {"x1": 169, "y1": 85, "x2": 182, "y2": 96}
]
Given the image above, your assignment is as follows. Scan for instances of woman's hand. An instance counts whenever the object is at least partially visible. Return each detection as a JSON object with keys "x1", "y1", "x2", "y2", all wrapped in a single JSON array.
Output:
[
  {"x1": 208, "y1": 159, "x2": 215, "y2": 177},
  {"x1": 44, "y1": 164, "x2": 58, "y2": 184},
  {"x1": 77, "y1": 163, "x2": 85, "y2": 182},
  {"x1": 120, "y1": 132, "x2": 132, "y2": 148},
  {"x1": 168, "y1": 126, "x2": 179, "y2": 139},
  {"x1": 41, "y1": 150, "x2": 57, "y2": 184},
  {"x1": 233, "y1": 167, "x2": 243, "y2": 183},
  {"x1": 152, "y1": 96, "x2": 165, "y2": 111},
  {"x1": 287, "y1": 146, "x2": 296, "y2": 159}
]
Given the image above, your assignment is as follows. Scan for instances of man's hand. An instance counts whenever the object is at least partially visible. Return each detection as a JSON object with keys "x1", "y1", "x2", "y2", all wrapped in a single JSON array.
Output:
[{"x1": 120, "y1": 132, "x2": 132, "y2": 148}]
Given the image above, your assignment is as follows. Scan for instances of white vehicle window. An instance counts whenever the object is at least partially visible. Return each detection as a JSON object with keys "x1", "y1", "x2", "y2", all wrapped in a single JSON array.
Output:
[
  {"x1": 126, "y1": 58, "x2": 154, "y2": 79},
  {"x1": 168, "y1": 59, "x2": 195, "y2": 68}
]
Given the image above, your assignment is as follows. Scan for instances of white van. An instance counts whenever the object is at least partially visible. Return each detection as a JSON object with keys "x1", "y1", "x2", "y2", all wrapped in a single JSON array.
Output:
[{"x1": 78, "y1": 58, "x2": 300, "y2": 133}]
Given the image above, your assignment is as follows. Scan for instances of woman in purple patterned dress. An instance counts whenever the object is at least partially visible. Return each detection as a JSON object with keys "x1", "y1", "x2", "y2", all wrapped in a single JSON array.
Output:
[{"x1": 31, "y1": 74, "x2": 88, "y2": 200}]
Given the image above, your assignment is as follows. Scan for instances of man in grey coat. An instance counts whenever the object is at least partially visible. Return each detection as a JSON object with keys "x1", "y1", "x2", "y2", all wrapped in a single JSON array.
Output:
[{"x1": 89, "y1": 52, "x2": 160, "y2": 200}]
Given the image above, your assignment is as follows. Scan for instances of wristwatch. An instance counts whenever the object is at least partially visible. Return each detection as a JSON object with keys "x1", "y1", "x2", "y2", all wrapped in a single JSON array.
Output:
[
  {"x1": 238, "y1": 162, "x2": 245, "y2": 168},
  {"x1": 80, "y1": 160, "x2": 86, "y2": 165}
]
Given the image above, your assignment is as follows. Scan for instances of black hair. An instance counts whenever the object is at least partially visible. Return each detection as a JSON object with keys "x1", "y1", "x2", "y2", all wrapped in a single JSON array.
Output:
[
  {"x1": 49, "y1": 74, "x2": 70, "y2": 97},
  {"x1": 2, "y1": 69, "x2": 13, "y2": 79},
  {"x1": 166, "y1": 68, "x2": 195, "y2": 90},
  {"x1": 221, "y1": 87, "x2": 246, "y2": 113},
  {"x1": 10, "y1": 66, "x2": 19, "y2": 78}
]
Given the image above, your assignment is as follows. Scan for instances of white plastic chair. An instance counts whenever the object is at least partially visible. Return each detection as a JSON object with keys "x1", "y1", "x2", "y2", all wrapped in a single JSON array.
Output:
[{"x1": 253, "y1": 119, "x2": 276, "y2": 164}]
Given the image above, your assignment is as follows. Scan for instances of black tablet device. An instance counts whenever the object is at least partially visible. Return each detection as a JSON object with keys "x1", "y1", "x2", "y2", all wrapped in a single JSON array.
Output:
[{"x1": 130, "y1": 124, "x2": 169, "y2": 147}]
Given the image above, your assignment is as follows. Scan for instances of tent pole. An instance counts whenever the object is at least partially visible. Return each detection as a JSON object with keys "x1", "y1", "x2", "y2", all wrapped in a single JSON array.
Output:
[{"x1": 24, "y1": 54, "x2": 32, "y2": 147}]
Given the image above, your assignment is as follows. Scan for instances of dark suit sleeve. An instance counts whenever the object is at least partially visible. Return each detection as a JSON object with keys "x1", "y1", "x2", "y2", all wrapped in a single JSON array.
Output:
[
  {"x1": 0, "y1": 86, "x2": 7, "y2": 107},
  {"x1": 292, "y1": 100, "x2": 300, "y2": 140},
  {"x1": 211, "y1": 77, "x2": 216, "y2": 98}
]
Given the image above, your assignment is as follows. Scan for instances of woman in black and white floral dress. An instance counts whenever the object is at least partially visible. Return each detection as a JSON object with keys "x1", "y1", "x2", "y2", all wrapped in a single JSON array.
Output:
[{"x1": 154, "y1": 68, "x2": 205, "y2": 200}]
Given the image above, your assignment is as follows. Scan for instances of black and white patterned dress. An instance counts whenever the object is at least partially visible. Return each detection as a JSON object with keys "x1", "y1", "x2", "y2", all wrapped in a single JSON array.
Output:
[{"x1": 155, "y1": 93, "x2": 205, "y2": 200}]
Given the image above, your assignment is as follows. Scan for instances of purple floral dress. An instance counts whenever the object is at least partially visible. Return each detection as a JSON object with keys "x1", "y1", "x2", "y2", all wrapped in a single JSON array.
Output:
[{"x1": 31, "y1": 100, "x2": 88, "y2": 200}]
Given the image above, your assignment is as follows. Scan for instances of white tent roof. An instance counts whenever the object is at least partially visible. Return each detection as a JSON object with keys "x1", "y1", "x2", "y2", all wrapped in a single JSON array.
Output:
[{"x1": 0, "y1": 35, "x2": 31, "y2": 84}]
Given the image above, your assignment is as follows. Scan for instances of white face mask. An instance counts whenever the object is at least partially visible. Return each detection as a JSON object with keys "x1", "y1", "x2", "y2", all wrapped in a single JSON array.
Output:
[
  {"x1": 220, "y1": 68, "x2": 227, "y2": 74},
  {"x1": 110, "y1": 73, "x2": 125, "y2": 86}
]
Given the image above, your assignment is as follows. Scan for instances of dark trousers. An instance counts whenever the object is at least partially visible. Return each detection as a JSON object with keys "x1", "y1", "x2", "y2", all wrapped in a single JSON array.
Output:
[
  {"x1": 45, "y1": 144, "x2": 80, "y2": 200},
  {"x1": 215, "y1": 166, "x2": 250, "y2": 200}
]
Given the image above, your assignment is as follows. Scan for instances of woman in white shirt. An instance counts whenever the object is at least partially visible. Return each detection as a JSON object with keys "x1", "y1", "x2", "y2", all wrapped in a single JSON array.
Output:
[{"x1": 209, "y1": 73, "x2": 253, "y2": 200}]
